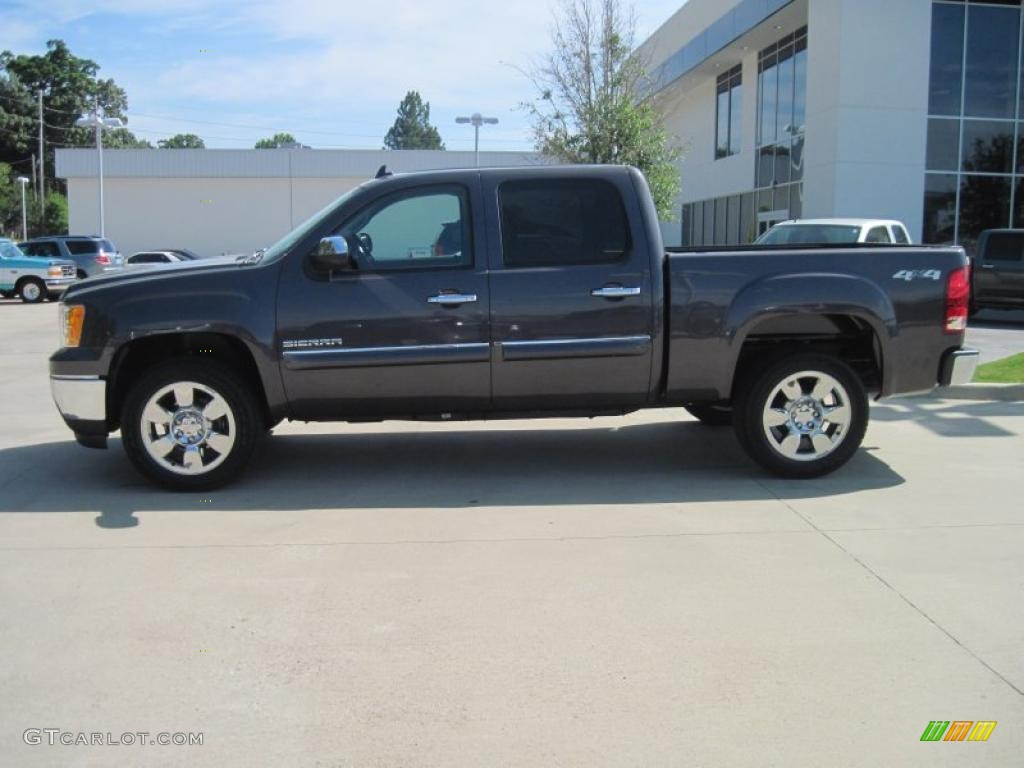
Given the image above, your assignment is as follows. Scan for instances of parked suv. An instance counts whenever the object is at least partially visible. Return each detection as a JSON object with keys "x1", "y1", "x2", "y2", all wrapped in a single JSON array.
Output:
[{"x1": 20, "y1": 236, "x2": 123, "y2": 278}]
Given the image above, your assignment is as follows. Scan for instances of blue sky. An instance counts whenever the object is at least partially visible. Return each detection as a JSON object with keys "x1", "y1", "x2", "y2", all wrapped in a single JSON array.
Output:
[{"x1": 0, "y1": 0, "x2": 686, "y2": 151}]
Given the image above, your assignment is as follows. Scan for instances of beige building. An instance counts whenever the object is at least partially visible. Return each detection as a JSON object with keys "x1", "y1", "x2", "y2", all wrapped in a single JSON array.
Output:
[{"x1": 55, "y1": 148, "x2": 544, "y2": 258}]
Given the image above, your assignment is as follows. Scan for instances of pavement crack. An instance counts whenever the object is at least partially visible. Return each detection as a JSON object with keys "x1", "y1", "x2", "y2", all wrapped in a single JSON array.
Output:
[{"x1": 755, "y1": 478, "x2": 1024, "y2": 699}]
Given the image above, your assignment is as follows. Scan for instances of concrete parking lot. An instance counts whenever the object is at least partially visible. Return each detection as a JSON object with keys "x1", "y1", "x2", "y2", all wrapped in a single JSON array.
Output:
[{"x1": 1, "y1": 299, "x2": 1022, "y2": 767}]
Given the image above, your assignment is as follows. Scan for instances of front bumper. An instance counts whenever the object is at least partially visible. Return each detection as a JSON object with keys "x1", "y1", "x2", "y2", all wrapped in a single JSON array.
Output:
[
  {"x1": 939, "y1": 348, "x2": 980, "y2": 387},
  {"x1": 45, "y1": 277, "x2": 77, "y2": 292},
  {"x1": 50, "y1": 375, "x2": 108, "y2": 448}
]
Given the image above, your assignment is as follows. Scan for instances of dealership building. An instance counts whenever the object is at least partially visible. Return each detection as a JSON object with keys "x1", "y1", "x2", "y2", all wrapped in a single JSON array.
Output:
[
  {"x1": 640, "y1": 0, "x2": 1024, "y2": 250},
  {"x1": 55, "y1": 149, "x2": 543, "y2": 258}
]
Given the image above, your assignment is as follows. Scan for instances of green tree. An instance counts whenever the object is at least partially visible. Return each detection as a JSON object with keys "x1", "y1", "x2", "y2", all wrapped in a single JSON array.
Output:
[
  {"x1": 523, "y1": 0, "x2": 683, "y2": 218},
  {"x1": 0, "y1": 163, "x2": 22, "y2": 236},
  {"x1": 0, "y1": 40, "x2": 147, "y2": 186},
  {"x1": 27, "y1": 190, "x2": 67, "y2": 235},
  {"x1": 0, "y1": 165, "x2": 66, "y2": 238},
  {"x1": 254, "y1": 132, "x2": 297, "y2": 149},
  {"x1": 383, "y1": 91, "x2": 444, "y2": 150},
  {"x1": 158, "y1": 133, "x2": 205, "y2": 149}
]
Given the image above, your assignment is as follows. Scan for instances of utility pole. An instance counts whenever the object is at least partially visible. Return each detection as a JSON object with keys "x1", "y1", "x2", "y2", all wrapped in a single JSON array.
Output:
[
  {"x1": 17, "y1": 177, "x2": 29, "y2": 240},
  {"x1": 38, "y1": 90, "x2": 45, "y2": 221}
]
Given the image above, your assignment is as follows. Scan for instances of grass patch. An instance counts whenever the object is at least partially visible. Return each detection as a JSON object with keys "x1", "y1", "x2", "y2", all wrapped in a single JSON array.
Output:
[{"x1": 972, "y1": 352, "x2": 1024, "y2": 383}]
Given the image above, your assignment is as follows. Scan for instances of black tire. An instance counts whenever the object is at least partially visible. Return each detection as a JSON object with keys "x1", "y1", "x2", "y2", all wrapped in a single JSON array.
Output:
[
  {"x1": 76, "y1": 269, "x2": 88, "y2": 280},
  {"x1": 120, "y1": 359, "x2": 263, "y2": 491},
  {"x1": 733, "y1": 354, "x2": 868, "y2": 479},
  {"x1": 18, "y1": 277, "x2": 46, "y2": 304},
  {"x1": 684, "y1": 404, "x2": 733, "y2": 426}
]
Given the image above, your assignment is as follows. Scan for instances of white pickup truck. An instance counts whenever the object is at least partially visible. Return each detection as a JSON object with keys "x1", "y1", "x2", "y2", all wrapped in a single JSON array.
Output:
[
  {"x1": 0, "y1": 238, "x2": 78, "y2": 303},
  {"x1": 757, "y1": 219, "x2": 913, "y2": 246}
]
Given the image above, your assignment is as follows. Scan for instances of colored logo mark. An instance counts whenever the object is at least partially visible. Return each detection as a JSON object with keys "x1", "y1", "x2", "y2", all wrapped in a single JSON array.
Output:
[{"x1": 920, "y1": 721, "x2": 996, "y2": 742}]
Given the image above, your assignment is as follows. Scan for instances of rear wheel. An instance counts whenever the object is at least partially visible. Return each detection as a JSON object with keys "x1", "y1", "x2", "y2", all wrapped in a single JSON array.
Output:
[
  {"x1": 733, "y1": 354, "x2": 868, "y2": 478},
  {"x1": 684, "y1": 404, "x2": 733, "y2": 426},
  {"x1": 18, "y1": 278, "x2": 46, "y2": 304},
  {"x1": 120, "y1": 359, "x2": 262, "y2": 490}
]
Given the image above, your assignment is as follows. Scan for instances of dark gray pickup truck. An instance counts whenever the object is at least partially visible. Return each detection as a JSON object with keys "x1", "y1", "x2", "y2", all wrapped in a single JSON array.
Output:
[{"x1": 50, "y1": 165, "x2": 978, "y2": 490}]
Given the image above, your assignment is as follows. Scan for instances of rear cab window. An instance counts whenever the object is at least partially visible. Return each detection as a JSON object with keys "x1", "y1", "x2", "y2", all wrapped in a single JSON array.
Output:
[
  {"x1": 865, "y1": 226, "x2": 892, "y2": 244},
  {"x1": 892, "y1": 226, "x2": 910, "y2": 244},
  {"x1": 498, "y1": 178, "x2": 630, "y2": 268}
]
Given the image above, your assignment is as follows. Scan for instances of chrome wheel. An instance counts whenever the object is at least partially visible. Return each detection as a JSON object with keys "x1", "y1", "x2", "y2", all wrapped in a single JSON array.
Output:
[
  {"x1": 140, "y1": 381, "x2": 236, "y2": 476},
  {"x1": 761, "y1": 370, "x2": 852, "y2": 462},
  {"x1": 20, "y1": 281, "x2": 42, "y2": 302}
]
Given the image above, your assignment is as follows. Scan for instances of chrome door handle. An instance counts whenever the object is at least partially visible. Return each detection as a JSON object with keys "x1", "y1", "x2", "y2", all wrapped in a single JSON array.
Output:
[
  {"x1": 428, "y1": 293, "x2": 478, "y2": 305},
  {"x1": 591, "y1": 286, "x2": 641, "y2": 298}
]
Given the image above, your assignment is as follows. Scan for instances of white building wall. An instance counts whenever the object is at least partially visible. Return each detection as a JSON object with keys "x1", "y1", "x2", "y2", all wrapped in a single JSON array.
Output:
[
  {"x1": 644, "y1": 0, "x2": 936, "y2": 243},
  {"x1": 804, "y1": 0, "x2": 933, "y2": 239},
  {"x1": 659, "y1": 50, "x2": 761, "y2": 207},
  {"x1": 67, "y1": 177, "x2": 365, "y2": 257}
]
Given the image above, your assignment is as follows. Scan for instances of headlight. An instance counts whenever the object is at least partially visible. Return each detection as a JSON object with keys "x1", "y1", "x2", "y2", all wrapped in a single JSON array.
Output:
[
  {"x1": 59, "y1": 304, "x2": 85, "y2": 348},
  {"x1": 47, "y1": 266, "x2": 63, "y2": 278}
]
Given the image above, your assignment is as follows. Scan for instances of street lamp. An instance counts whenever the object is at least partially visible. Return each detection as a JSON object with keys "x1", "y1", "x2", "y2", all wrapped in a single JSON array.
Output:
[
  {"x1": 455, "y1": 113, "x2": 499, "y2": 167},
  {"x1": 75, "y1": 109, "x2": 123, "y2": 237},
  {"x1": 16, "y1": 176, "x2": 29, "y2": 240}
]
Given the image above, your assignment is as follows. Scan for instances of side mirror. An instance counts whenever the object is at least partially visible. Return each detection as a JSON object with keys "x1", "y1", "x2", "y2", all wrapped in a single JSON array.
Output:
[{"x1": 311, "y1": 236, "x2": 355, "y2": 271}]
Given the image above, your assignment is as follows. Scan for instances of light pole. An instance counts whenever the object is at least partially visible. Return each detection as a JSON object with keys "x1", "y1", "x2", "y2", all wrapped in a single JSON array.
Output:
[
  {"x1": 16, "y1": 176, "x2": 29, "y2": 240},
  {"x1": 455, "y1": 113, "x2": 499, "y2": 167},
  {"x1": 75, "y1": 108, "x2": 123, "y2": 237}
]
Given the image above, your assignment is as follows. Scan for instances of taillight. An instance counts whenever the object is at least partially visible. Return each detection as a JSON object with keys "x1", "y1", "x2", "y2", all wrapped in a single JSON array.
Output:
[
  {"x1": 944, "y1": 264, "x2": 970, "y2": 334},
  {"x1": 95, "y1": 252, "x2": 112, "y2": 265}
]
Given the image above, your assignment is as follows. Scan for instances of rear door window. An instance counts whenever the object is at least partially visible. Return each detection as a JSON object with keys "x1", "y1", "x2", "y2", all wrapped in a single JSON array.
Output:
[
  {"x1": 65, "y1": 239, "x2": 101, "y2": 255},
  {"x1": 498, "y1": 179, "x2": 630, "y2": 268}
]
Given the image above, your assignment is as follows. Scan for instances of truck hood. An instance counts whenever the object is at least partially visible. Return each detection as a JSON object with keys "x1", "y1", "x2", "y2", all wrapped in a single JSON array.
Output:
[{"x1": 61, "y1": 255, "x2": 252, "y2": 299}]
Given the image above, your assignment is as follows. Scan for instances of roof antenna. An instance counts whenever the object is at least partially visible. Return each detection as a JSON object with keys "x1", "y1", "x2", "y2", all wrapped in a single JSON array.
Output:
[{"x1": 375, "y1": 165, "x2": 392, "y2": 179}]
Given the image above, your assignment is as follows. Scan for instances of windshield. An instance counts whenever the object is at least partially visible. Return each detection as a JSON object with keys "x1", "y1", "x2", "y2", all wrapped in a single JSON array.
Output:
[
  {"x1": 757, "y1": 224, "x2": 863, "y2": 245},
  {"x1": 0, "y1": 240, "x2": 24, "y2": 259},
  {"x1": 260, "y1": 185, "x2": 365, "y2": 262}
]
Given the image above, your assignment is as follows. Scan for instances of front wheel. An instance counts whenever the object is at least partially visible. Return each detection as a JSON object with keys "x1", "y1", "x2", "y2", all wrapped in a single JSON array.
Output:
[
  {"x1": 733, "y1": 354, "x2": 868, "y2": 478},
  {"x1": 121, "y1": 359, "x2": 262, "y2": 490},
  {"x1": 18, "y1": 278, "x2": 46, "y2": 304}
]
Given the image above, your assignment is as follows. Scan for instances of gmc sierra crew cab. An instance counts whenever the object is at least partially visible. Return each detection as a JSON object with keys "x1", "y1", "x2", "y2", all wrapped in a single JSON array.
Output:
[{"x1": 50, "y1": 165, "x2": 978, "y2": 490}]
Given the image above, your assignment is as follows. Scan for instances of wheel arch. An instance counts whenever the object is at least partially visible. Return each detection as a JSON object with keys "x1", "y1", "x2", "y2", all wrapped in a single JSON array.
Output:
[
  {"x1": 107, "y1": 332, "x2": 272, "y2": 431},
  {"x1": 724, "y1": 273, "x2": 896, "y2": 399}
]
